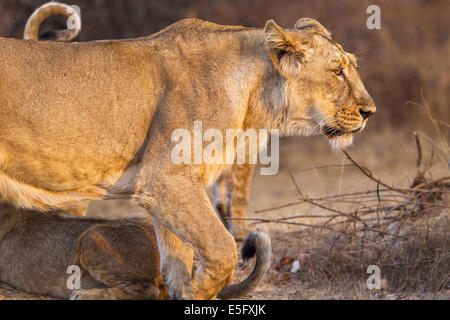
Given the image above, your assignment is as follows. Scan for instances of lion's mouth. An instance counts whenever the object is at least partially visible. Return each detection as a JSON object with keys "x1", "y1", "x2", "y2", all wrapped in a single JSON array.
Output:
[
  {"x1": 322, "y1": 125, "x2": 363, "y2": 138},
  {"x1": 322, "y1": 125, "x2": 346, "y2": 138}
]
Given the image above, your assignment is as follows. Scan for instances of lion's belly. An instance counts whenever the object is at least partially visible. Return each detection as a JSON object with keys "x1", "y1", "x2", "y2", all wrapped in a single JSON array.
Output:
[
  {"x1": 0, "y1": 136, "x2": 139, "y2": 191},
  {"x1": 0, "y1": 38, "x2": 158, "y2": 192},
  {"x1": 0, "y1": 96, "x2": 150, "y2": 191}
]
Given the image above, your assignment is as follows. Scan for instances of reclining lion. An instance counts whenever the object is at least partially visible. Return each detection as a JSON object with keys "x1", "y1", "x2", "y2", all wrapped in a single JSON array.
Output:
[
  {"x1": 0, "y1": 203, "x2": 271, "y2": 300},
  {"x1": 1, "y1": 1, "x2": 375, "y2": 299}
]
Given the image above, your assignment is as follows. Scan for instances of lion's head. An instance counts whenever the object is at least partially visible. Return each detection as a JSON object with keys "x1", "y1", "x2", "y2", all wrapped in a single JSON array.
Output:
[{"x1": 264, "y1": 18, "x2": 376, "y2": 149}]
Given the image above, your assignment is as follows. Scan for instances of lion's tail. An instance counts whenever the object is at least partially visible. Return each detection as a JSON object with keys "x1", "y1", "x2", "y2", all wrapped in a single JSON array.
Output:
[
  {"x1": 217, "y1": 231, "x2": 272, "y2": 300},
  {"x1": 23, "y1": 2, "x2": 81, "y2": 41}
]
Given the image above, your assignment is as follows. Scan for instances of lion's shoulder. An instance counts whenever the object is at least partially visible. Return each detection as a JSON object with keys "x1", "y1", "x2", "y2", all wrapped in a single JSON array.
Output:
[{"x1": 147, "y1": 18, "x2": 251, "y2": 43}]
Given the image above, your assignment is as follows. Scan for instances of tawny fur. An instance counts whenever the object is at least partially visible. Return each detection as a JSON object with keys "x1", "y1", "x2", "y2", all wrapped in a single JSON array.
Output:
[
  {"x1": 1, "y1": 17, "x2": 375, "y2": 299},
  {"x1": 0, "y1": 203, "x2": 166, "y2": 299},
  {"x1": 0, "y1": 203, "x2": 271, "y2": 300}
]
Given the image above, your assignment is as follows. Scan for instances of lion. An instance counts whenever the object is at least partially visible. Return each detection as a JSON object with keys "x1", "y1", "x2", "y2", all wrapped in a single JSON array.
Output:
[
  {"x1": 0, "y1": 1, "x2": 376, "y2": 299},
  {"x1": 0, "y1": 202, "x2": 271, "y2": 300},
  {"x1": 22, "y1": 2, "x2": 256, "y2": 229}
]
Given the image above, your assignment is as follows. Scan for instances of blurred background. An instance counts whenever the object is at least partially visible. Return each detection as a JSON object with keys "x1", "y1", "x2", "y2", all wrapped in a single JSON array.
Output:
[{"x1": 0, "y1": 0, "x2": 448, "y2": 299}]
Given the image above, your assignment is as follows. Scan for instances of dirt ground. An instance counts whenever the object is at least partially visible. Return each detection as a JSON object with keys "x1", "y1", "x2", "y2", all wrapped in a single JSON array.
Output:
[{"x1": 1, "y1": 129, "x2": 448, "y2": 300}]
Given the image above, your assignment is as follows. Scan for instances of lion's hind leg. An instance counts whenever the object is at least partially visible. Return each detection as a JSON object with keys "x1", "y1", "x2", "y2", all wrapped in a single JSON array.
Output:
[
  {"x1": 214, "y1": 164, "x2": 255, "y2": 240},
  {"x1": 73, "y1": 223, "x2": 168, "y2": 300}
]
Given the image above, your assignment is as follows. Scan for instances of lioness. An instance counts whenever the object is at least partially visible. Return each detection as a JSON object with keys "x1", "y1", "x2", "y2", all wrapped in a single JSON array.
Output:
[
  {"x1": 22, "y1": 2, "x2": 256, "y2": 229},
  {"x1": 0, "y1": 3, "x2": 375, "y2": 298},
  {"x1": 0, "y1": 203, "x2": 271, "y2": 300}
]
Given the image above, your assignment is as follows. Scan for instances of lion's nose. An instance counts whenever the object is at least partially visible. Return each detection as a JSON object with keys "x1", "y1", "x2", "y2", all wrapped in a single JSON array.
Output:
[{"x1": 359, "y1": 105, "x2": 376, "y2": 120}]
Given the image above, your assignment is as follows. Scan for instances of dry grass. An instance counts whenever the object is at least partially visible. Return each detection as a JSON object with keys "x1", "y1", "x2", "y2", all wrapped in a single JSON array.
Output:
[
  {"x1": 239, "y1": 120, "x2": 449, "y2": 299},
  {"x1": 262, "y1": 213, "x2": 448, "y2": 299}
]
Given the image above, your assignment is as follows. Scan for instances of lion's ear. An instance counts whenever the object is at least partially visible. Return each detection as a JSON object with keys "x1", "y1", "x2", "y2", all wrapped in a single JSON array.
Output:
[
  {"x1": 294, "y1": 18, "x2": 331, "y2": 38},
  {"x1": 264, "y1": 19, "x2": 310, "y2": 78}
]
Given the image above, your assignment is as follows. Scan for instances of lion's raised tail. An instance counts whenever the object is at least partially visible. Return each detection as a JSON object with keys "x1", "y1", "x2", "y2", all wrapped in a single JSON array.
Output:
[
  {"x1": 23, "y1": 2, "x2": 81, "y2": 41},
  {"x1": 217, "y1": 231, "x2": 272, "y2": 299}
]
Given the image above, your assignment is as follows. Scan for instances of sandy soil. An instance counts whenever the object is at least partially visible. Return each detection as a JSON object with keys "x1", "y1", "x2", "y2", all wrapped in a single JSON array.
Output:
[{"x1": 1, "y1": 129, "x2": 448, "y2": 300}]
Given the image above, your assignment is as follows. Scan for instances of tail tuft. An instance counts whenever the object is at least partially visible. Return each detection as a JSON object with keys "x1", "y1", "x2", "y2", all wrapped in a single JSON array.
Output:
[
  {"x1": 241, "y1": 231, "x2": 259, "y2": 261},
  {"x1": 217, "y1": 231, "x2": 271, "y2": 299}
]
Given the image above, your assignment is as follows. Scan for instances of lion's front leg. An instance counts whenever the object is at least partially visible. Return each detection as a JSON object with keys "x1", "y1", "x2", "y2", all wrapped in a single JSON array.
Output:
[
  {"x1": 152, "y1": 222, "x2": 194, "y2": 299},
  {"x1": 134, "y1": 176, "x2": 237, "y2": 300}
]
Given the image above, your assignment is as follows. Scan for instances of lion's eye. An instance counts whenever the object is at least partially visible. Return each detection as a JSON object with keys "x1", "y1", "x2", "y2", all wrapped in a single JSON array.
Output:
[{"x1": 334, "y1": 67, "x2": 345, "y2": 78}]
